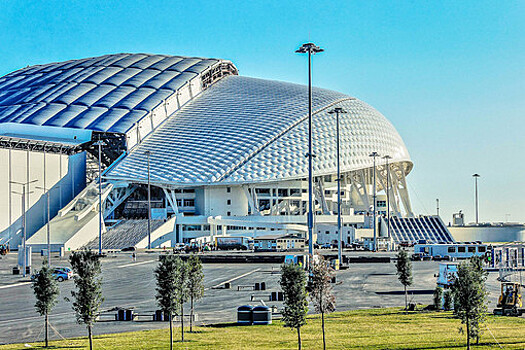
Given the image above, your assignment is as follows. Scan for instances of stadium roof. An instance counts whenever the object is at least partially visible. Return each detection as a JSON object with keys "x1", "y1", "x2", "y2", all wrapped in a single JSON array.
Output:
[
  {"x1": 0, "y1": 53, "x2": 236, "y2": 135},
  {"x1": 0, "y1": 53, "x2": 412, "y2": 186},
  {"x1": 106, "y1": 75, "x2": 412, "y2": 185}
]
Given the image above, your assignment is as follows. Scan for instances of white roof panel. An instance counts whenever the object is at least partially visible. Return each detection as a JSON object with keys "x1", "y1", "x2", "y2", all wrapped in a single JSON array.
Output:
[{"x1": 106, "y1": 75, "x2": 411, "y2": 185}]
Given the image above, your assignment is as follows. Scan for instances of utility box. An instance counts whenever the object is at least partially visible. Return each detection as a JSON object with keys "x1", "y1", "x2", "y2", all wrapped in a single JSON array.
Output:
[
  {"x1": 252, "y1": 306, "x2": 272, "y2": 325},
  {"x1": 237, "y1": 305, "x2": 253, "y2": 325}
]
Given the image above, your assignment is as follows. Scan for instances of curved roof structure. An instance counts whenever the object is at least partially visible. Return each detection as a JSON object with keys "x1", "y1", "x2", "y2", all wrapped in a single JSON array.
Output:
[
  {"x1": 0, "y1": 53, "x2": 237, "y2": 135},
  {"x1": 106, "y1": 75, "x2": 412, "y2": 185},
  {"x1": 0, "y1": 53, "x2": 411, "y2": 186}
]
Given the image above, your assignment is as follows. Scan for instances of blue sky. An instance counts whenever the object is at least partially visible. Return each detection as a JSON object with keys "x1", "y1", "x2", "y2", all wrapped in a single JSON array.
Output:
[{"x1": 1, "y1": 1, "x2": 524, "y2": 223}]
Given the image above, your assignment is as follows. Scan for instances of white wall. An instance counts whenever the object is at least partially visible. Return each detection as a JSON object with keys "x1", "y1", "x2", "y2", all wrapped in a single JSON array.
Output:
[
  {"x1": 316, "y1": 223, "x2": 355, "y2": 245},
  {"x1": 0, "y1": 149, "x2": 86, "y2": 248},
  {"x1": 204, "y1": 186, "x2": 248, "y2": 217}
]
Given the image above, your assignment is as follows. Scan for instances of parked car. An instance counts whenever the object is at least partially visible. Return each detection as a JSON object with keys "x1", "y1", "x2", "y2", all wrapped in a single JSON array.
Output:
[
  {"x1": 31, "y1": 267, "x2": 73, "y2": 282},
  {"x1": 411, "y1": 253, "x2": 423, "y2": 261},
  {"x1": 173, "y1": 243, "x2": 186, "y2": 252},
  {"x1": 320, "y1": 243, "x2": 332, "y2": 249}
]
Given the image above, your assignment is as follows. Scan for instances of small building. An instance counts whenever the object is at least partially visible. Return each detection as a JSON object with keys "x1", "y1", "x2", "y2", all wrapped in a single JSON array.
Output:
[
  {"x1": 316, "y1": 224, "x2": 356, "y2": 246},
  {"x1": 276, "y1": 234, "x2": 306, "y2": 252},
  {"x1": 254, "y1": 234, "x2": 280, "y2": 251},
  {"x1": 488, "y1": 243, "x2": 525, "y2": 270}
]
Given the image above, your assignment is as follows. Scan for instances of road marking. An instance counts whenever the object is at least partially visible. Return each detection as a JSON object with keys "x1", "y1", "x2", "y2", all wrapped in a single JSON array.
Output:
[
  {"x1": 207, "y1": 268, "x2": 261, "y2": 290},
  {"x1": 0, "y1": 281, "x2": 31, "y2": 290},
  {"x1": 117, "y1": 259, "x2": 156, "y2": 268}
]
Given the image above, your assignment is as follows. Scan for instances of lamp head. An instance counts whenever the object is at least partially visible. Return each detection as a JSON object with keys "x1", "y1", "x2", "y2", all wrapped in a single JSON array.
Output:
[
  {"x1": 296, "y1": 42, "x2": 324, "y2": 54},
  {"x1": 328, "y1": 107, "x2": 347, "y2": 114}
]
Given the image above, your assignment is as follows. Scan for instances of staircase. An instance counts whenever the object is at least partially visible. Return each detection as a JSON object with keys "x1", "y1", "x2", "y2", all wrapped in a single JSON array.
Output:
[{"x1": 84, "y1": 219, "x2": 165, "y2": 250}]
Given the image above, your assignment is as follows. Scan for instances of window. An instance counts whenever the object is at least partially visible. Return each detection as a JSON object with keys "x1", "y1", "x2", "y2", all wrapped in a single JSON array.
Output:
[
  {"x1": 468, "y1": 246, "x2": 476, "y2": 253},
  {"x1": 325, "y1": 190, "x2": 331, "y2": 195},
  {"x1": 184, "y1": 199, "x2": 195, "y2": 207},
  {"x1": 256, "y1": 188, "x2": 270, "y2": 195},
  {"x1": 290, "y1": 189, "x2": 301, "y2": 195},
  {"x1": 458, "y1": 246, "x2": 466, "y2": 253},
  {"x1": 227, "y1": 199, "x2": 231, "y2": 205},
  {"x1": 478, "y1": 246, "x2": 486, "y2": 253},
  {"x1": 278, "y1": 189, "x2": 288, "y2": 197},
  {"x1": 448, "y1": 246, "x2": 456, "y2": 253},
  {"x1": 326, "y1": 231, "x2": 330, "y2": 234},
  {"x1": 227, "y1": 211, "x2": 231, "y2": 216},
  {"x1": 226, "y1": 187, "x2": 231, "y2": 193},
  {"x1": 176, "y1": 199, "x2": 182, "y2": 206}
]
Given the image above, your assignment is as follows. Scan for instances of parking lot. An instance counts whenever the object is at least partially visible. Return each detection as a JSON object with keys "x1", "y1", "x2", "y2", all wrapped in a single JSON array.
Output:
[{"x1": 0, "y1": 250, "x2": 504, "y2": 345}]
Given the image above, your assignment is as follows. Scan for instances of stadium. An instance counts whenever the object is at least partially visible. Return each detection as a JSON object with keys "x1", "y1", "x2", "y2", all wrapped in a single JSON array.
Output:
[{"x1": 0, "y1": 53, "x2": 453, "y2": 252}]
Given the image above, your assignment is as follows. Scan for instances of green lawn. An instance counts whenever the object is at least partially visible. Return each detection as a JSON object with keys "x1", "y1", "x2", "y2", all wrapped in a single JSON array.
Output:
[{"x1": 2, "y1": 308, "x2": 525, "y2": 349}]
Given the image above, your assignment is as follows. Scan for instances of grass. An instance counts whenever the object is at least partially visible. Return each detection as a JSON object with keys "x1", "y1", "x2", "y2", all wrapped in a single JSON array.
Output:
[{"x1": 2, "y1": 308, "x2": 525, "y2": 349}]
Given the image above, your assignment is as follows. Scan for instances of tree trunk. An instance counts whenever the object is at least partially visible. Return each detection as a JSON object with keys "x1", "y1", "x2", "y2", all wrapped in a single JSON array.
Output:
[
  {"x1": 181, "y1": 304, "x2": 184, "y2": 342},
  {"x1": 45, "y1": 312, "x2": 49, "y2": 348},
  {"x1": 88, "y1": 325, "x2": 93, "y2": 350},
  {"x1": 169, "y1": 314, "x2": 173, "y2": 350},
  {"x1": 466, "y1": 318, "x2": 470, "y2": 350},
  {"x1": 297, "y1": 326, "x2": 302, "y2": 350},
  {"x1": 190, "y1": 297, "x2": 194, "y2": 332},
  {"x1": 321, "y1": 311, "x2": 326, "y2": 350},
  {"x1": 404, "y1": 285, "x2": 408, "y2": 311}
]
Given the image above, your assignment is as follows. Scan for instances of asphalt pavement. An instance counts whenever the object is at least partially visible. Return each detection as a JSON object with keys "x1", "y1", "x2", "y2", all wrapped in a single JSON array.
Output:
[{"x1": 0, "y1": 250, "x2": 505, "y2": 345}]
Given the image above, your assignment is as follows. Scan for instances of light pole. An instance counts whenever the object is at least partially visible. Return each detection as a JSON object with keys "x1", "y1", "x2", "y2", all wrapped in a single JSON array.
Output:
[
  {"x1": 436, "y1": 198, "x2": 440, "y2": 216},
  {"x1": 94, "y1": 140, "x2": 105, "y2": 255},
  {"x1": 382, "y1": 155, "x2": 391, "y2": 242},
  {"x1": 11, "y1": 179, "x2": 37, "y2": 276},
  {"x1": 328, "y1": 107, "x2": 347, "y2": 265},
  {"x1": 472, "y1": 173, "x2": 480, "y2": 224},
  {"x1": 35, "y1": 185, "x2": 52, "y2": 265},
  {"x1": 296, "y1": 42, "x2": 324, "y2": 257},
  {"x1": 145, "y1": 150, "x2": 152, "y2": 250},
  {"x1": 369, "y1": 152, "x2": 379, "y2": 251}
]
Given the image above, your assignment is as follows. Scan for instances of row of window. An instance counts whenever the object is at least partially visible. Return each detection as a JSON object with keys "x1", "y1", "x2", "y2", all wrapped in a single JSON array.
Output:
[
  {"x1": 175, "y1": 199, "x2": 195, "y2": 207},
  {"x1": 448, "y1": 246, "x2": 486, "y2": 253}
]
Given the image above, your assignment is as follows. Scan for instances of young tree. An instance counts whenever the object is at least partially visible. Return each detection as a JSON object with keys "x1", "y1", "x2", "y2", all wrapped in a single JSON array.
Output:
[
  {"x1": 433, "y1": 286, "x2": 443, "y2": 310},
  {"x1": 186, "y1": 255, "x2": 204, "y2": 332},
  {"x1": 176, "y1": 258, "x2": 189, "y2": 342},
  {"x1": 443, "y1": 290, "x2": 453, "y2": 311},
  {"x1": 451, "y1": 257, "x2": 488, "y2": 349},
  {"x1": 31, "y1": 261, "x2": 59, "y2": 348},
  {"x1": 155, "y1": 255, "x2": 188, "y2": 348},
  {"x1": 309, "y1": 256, "x2": 336, "y2": 350},
  {"x1": 155, "y1": 254, "x2": 178, "y2": 350},
  {"x1": 395, "y1": 249, "x2": 413, "y2": 310},
  {"x1": 68, "y1": 250, "x2": 103, "y2": 350},
  {"x1": 280, "y1": 263, "x2": 309, "y2": 350}
]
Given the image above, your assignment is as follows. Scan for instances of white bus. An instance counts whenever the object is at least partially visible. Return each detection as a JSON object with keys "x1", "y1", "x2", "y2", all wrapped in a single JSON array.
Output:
[{"x1": 414, "y1": 243, "x2": 488, "y2": 260}]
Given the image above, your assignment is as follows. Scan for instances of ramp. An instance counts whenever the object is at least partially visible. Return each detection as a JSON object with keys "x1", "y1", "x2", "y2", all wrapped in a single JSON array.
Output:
[{"x1": 27, "y1": 181, "x2": 113, "y2": 252}]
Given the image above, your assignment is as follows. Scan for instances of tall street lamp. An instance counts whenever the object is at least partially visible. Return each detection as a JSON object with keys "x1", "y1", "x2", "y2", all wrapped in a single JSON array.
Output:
[
  {"x1": 328, "y1": 107, "x2": 347, "y2": 265},
  {"x1": 369, "y1": 152, "x2": 379, "y2": 251},
  {"x1": 94, "y1": 140, "x2": 105, "y2": 256},
  {"x1": 296, "y1": 42, "x2": 324, "y2": 257},
  {"x1": 11, "y1": 179, "x2": 37, "y2": 276},
  {"x1": 472, "y1": 173, "x2": 480, "y2": 224},
  {"x1": 145, "y1": 150, "x2": 152, "y2": 250},
  {"x1": 382, "y1": 155, "x2": 391, "y2": 243}
]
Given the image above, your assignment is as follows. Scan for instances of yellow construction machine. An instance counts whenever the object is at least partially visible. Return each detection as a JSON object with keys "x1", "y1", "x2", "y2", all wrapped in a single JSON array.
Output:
[{"x1": 493, "y1": 282, "x2": 524, "y2": 316}]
